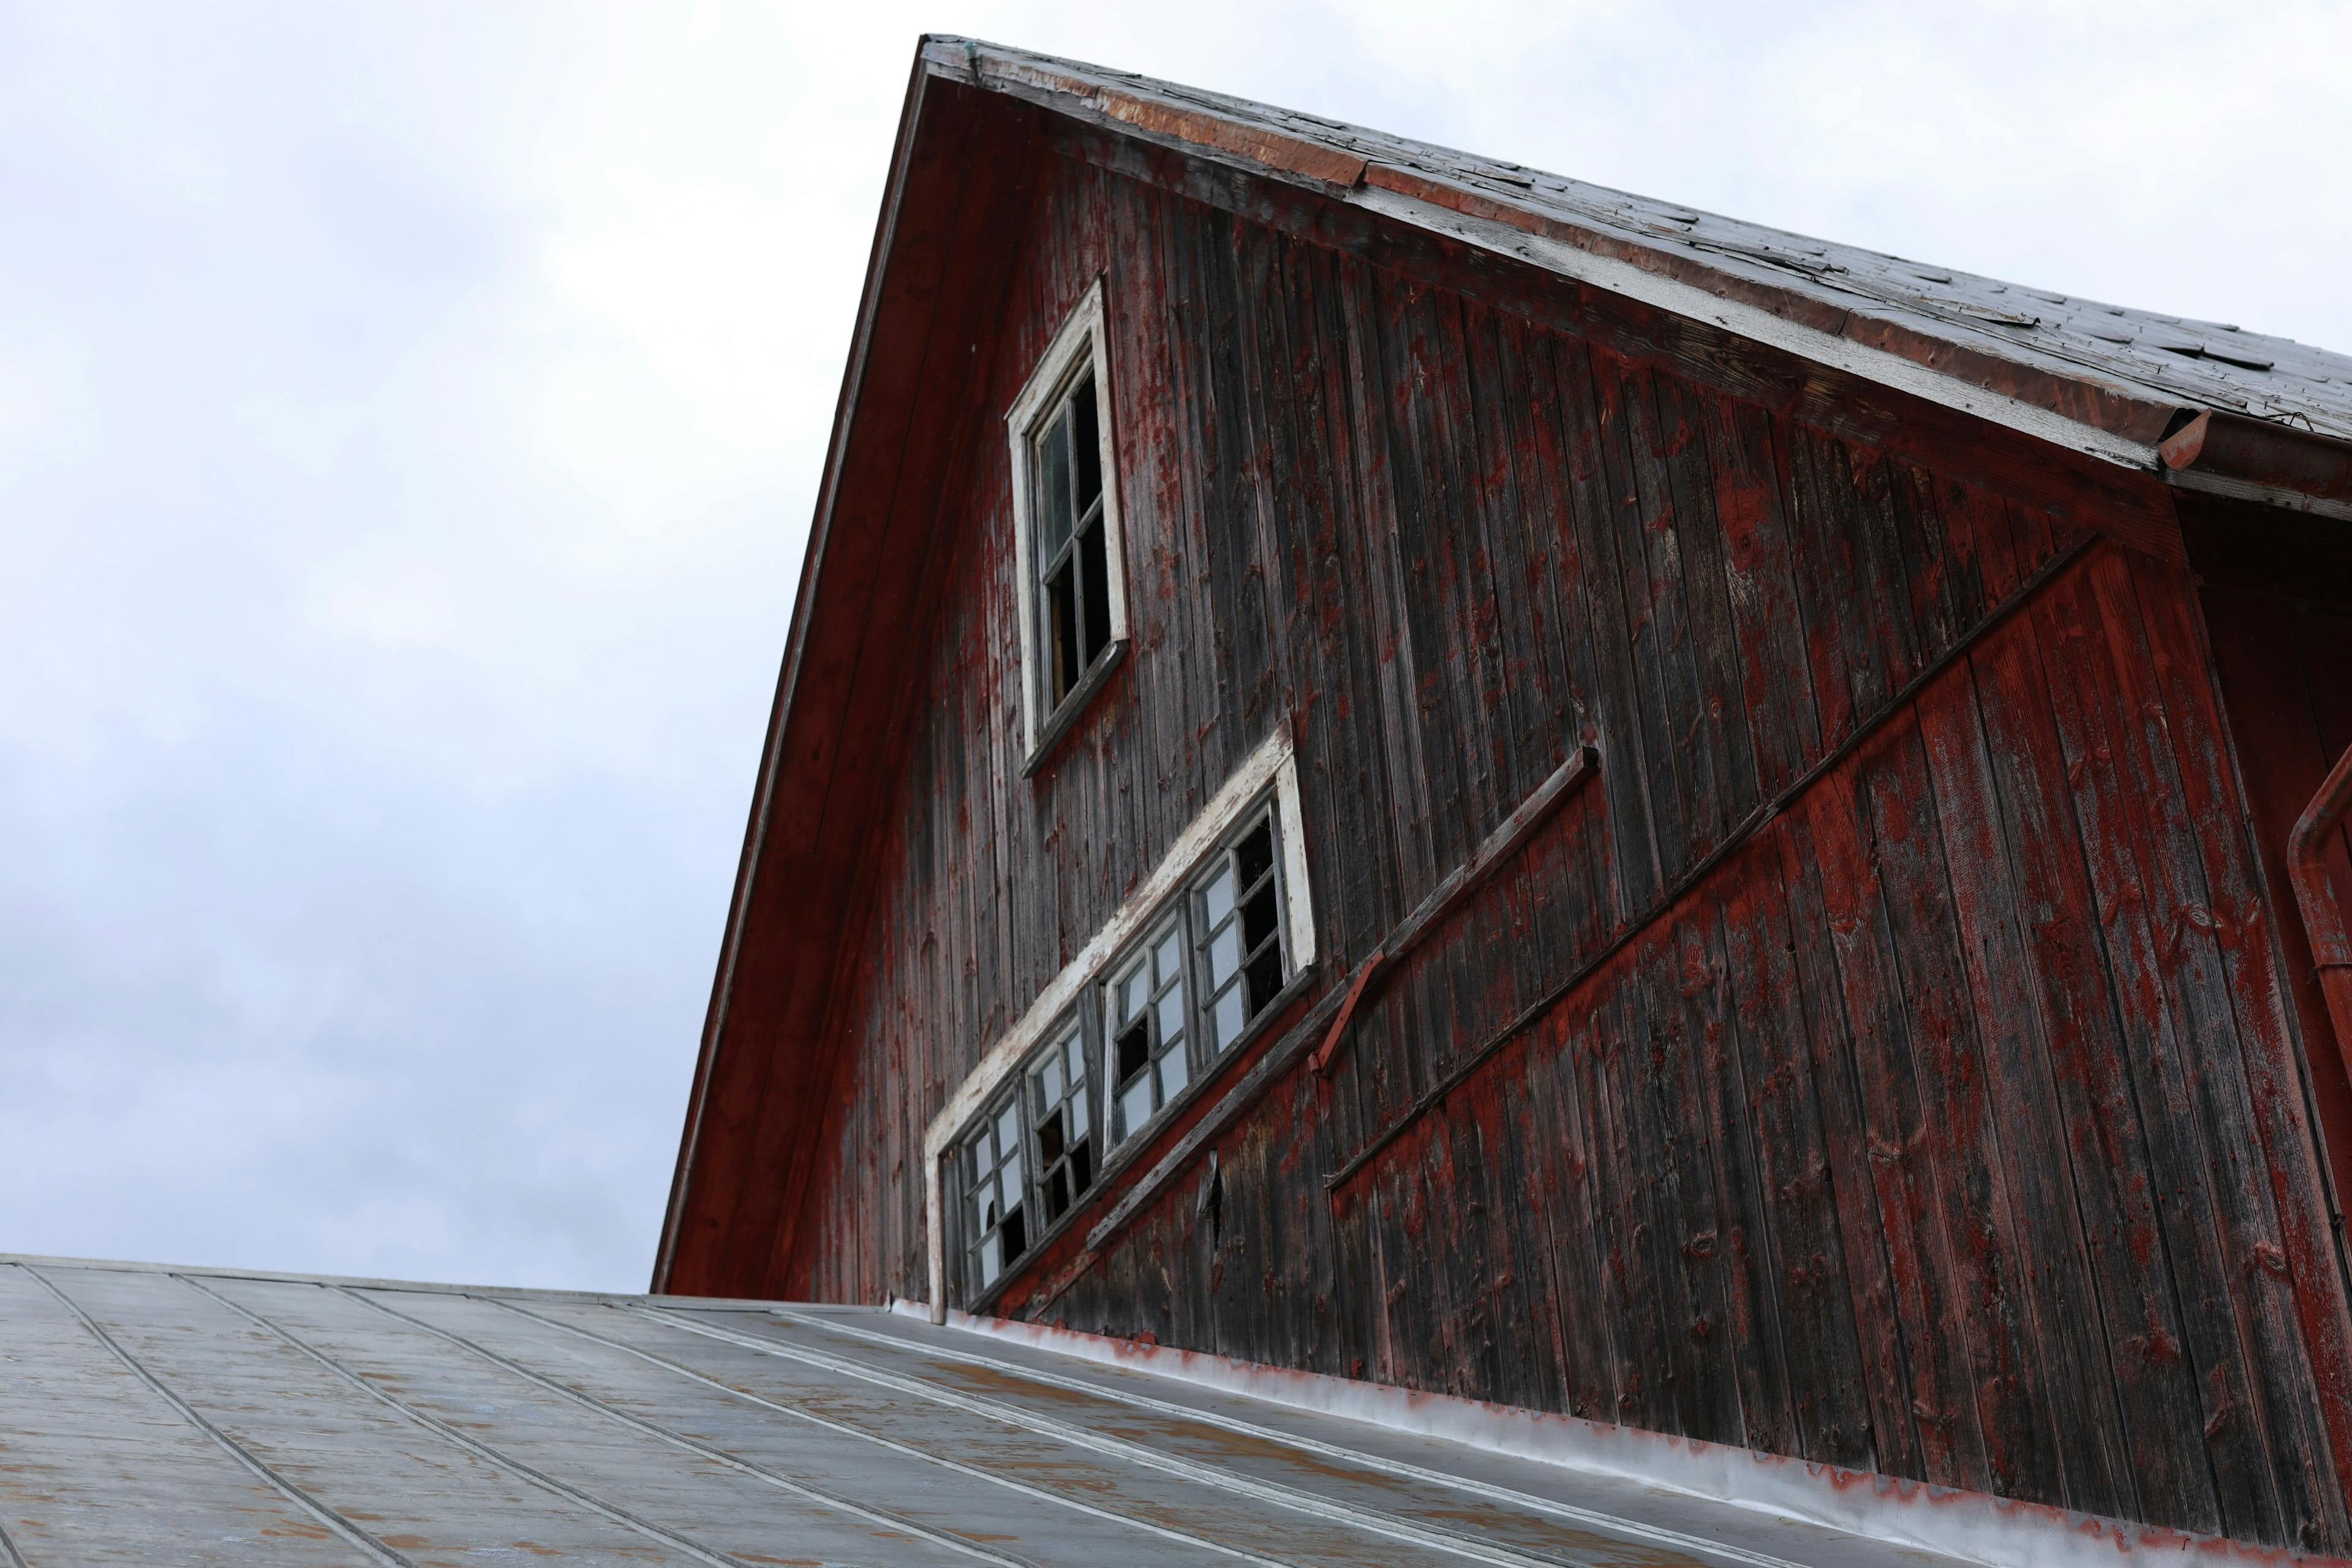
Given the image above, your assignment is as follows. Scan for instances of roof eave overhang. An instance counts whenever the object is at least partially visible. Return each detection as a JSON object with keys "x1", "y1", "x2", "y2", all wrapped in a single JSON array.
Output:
[
  {"x1": 951, "y1": 36, "x2": 2352, "y2": 524},
  {"x1": 654, "y1": 46, "x2": 992, "y2": 1291}
]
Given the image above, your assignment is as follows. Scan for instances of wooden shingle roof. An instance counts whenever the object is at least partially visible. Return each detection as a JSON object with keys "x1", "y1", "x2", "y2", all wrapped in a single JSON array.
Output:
[{"x1": 935, "y1": 36, "x2": 2352, "y2": 510}]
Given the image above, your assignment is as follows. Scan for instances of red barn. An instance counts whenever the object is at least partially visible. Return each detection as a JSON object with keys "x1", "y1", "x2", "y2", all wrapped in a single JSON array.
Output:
[{"x1": 656, "y1": 37, "x2": 2352, "y2": 1556}]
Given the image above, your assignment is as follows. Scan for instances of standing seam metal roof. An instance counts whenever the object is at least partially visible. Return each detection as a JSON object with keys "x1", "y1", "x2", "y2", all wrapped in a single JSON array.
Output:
[{"x1": 0, "y1": 1254, "x2": 1977, "y2": 1567}]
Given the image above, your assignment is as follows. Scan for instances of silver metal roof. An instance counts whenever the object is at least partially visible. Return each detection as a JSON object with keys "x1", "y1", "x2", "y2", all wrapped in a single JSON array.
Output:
[{"x1": 0, "y1": 1254, "x2": 1964, "y2": 1567}]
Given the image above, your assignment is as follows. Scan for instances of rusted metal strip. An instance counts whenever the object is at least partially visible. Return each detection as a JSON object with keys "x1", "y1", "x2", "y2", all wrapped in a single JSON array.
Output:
[
  {"x1": 2289, "y1": 739, "x2": 2352, "y2": 1091},
  {"x1": 1324, "y1": 531, "x2": 2100, "y2": 1194},
  {"x1": 1305, "y1": 951, "x2": 1385, "y2": 1076}
]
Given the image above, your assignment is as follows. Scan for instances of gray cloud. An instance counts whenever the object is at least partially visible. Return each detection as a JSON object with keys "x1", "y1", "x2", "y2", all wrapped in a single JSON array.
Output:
[{"x1": 2, "y1": 0, "x2": 2344, "y2": 1292}]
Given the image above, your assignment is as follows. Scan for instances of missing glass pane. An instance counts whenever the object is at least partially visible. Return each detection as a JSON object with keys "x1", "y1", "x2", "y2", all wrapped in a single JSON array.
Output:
[
  {"x1": 1196, "y1": 811, "x2": 1287, "y2": 1055},
  {"x1": 1029, "y1": 367, "x2": 1115, "y2": 717}
]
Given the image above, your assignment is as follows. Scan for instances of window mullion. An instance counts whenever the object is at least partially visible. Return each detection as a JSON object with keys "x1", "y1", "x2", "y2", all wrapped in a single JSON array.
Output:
[{"x1": 1183, "y1": 895, "x2": 1213, "y2": 1079}]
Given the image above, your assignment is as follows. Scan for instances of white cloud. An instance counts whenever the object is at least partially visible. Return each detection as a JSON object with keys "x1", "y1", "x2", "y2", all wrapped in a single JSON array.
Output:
[{"x1": 0, "y1": 0, "x2": 2343, "y2": 1292}]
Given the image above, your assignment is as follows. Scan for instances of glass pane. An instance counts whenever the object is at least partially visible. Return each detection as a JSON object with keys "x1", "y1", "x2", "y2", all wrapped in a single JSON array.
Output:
[
  {"x1": 1157, "y1": 986, "x2": 1185, "y2": 1047},
  {"x1": 997, "y1": 1104, "x2": 1021, "y2": 1158},
  {"x1": 1001, "y1": 1147, "x2": 1022, "y2": 1200},
  {"x1": 1069, "y1": 1093, "x2": 1088, "y2": 1138},
  {"x1": 1202, "y1": 864, "x2": 1235, "y2": 927},
  {"x1": 1071, "y1": 376, "x2": 1101, "y2": 510},
  {"x1": 1065, "y1": 1035, "x2": 1085, "y2": 1083},
  {"x1": 1207, "y1": 924, "x2": 1239, "y2": 987},
  {"x1": 1047, "y1": 564, "x2": 1080, "y2": 699},
  {"x1": 1121, "y1": 1077, "x2": 1152, "y2": 1136},
  {"x1": 1158, "y1": 1048, "x2": 1189, "y2": 1101},
  {"x1": 1038, "y1": 1055, "x2": 1062, "y2": 1102},
  {"x1": 1153, "y1": 927, "x2": 1183, "y2": 984},
  {"x1": 1213, "y1": 986, "x2": 1246, "y2": 1052},
  {"x1": 1036, "y1": 412, "x2": 1072, "y2": 562},
  {"x1": 1120, "y1": 965, "x2": 1147, "y2": 1022},
  {"x1": 968, "y1": 1126, "x2": 992, "y2": 1170},
  {"x1": 980, "y1": 1231, "x2": 1002, "y2": 1284}
]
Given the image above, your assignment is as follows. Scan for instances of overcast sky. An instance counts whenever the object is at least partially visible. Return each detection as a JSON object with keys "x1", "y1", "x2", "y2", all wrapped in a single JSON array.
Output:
[{"x1": 4, "y1": 1, "x2": 2346, "y2": 1295}]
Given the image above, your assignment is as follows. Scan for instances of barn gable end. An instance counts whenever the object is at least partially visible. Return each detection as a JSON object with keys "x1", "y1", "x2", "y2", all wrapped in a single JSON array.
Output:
[{"x1": 660, "y1": 38, "x2": 2352, "y2": 1555}]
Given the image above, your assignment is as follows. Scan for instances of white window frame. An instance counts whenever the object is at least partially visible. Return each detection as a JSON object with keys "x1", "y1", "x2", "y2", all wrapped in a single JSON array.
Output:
[
  {"x1": 922, "y1": 723, "x2": 1314, "y2": 1321},
  {"x1": 1006, "y1": 277, "x2": 1129, "y2": 764}
]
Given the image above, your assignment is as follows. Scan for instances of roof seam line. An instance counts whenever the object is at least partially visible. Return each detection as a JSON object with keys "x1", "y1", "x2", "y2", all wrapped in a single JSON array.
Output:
[
  {"x1": 13, "y1": 1263, "x2": 418, "y2": 1568},
  {"x1": 504, "y1": 1297, "x2": 1290, "y2": 1568},
  {"x1": 657, "y1": 1306, "x2": 1774, "y2": 1568},
  {"x1": 373, "y1": 1289, "x2": 1045, "y2": 1568},
  {"x1": 775, "y1": 1308, "x2": 1813, "y2": 1568},
  {"x1": 178, "y1": 1276, "x2": 747, "y2": 1568}
]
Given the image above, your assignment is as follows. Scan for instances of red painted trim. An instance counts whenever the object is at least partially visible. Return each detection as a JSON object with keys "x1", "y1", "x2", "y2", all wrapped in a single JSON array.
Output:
[{"x1": 2291, "y1": 742, "x2": 2352, "y2": 1109}]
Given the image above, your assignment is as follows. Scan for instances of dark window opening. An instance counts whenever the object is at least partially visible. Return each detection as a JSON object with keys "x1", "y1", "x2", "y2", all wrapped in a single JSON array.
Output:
[
  {"x1": 1033, "y1": 371, "x2": 1113, "y2": 715},
  {"x1": 1197, "y1": 812, "x2": 1288, "y2": 1055},
  {"x1": 960, "y1": 1097, "x2": 1028, "y2": 1295},
  {"x1": 949, "y1": 790, "x2": 1303, "y2": 1292},
  {"x1": 1030, "y1": 1025, "x2": 1095, "y2": 1227},
  {"x1": 1108, "y1": 919, "x2": 1189, "y2": 1144}
]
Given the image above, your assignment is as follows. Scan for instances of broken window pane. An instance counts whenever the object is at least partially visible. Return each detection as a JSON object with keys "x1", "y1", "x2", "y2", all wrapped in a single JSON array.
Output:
[
  {"x1": 1030, "y1": 1019, "x2": 1094, "y2": 1227},
  {"x1": 1107, "y1": 914, "x2": 1190, "y2": 1145},
  {"x1": 1071, "y1": 373, "x2": 1101, "y2": 510},
  {"x1": 1028, "y1": 368, "x2": 1116, "y2": 718},
  {"x1": 962, "y1": 1090, "x2": 1030, "y2": 1295},
  {"x1": 1036, "y1": 410, "x2": 1072, "y2": 560},
  {"x1": 1196, "y1": 809, "x2": 1287, "y2": 1055}
]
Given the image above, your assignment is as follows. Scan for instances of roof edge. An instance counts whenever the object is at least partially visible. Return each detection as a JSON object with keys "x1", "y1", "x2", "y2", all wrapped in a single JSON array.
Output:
[
  {"x1": 934, "y1": 35, "x2": 2352, "y2": 519},
  {"x1": 652, "y1": 44, "x2": 949, "y2": 1293}
]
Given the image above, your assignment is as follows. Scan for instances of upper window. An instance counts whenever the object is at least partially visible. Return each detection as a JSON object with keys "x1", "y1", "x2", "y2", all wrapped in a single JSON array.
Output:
[
  {"x1": 1031, "y1": 372, "x2": 1112, "y2": 710},
  {"x1": 1007, "y1": 279, "x2": 1128, "y2": 762}
]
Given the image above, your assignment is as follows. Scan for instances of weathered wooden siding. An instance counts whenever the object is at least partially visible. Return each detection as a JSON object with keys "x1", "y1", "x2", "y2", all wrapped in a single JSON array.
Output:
[
  {"x1": 2192, "y1": 496, "x2": 2352, "y2": 1215},
  {"x1": 772, "y1": 147, "x2": 2352, "y2": 1551}
]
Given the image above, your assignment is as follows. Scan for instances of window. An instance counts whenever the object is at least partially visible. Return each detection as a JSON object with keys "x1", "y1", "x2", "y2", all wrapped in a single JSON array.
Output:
[
  {"x1": 1008, "y1": 280, "x2": 1127, "y2": 760},
  {"x1": 1107, "y1": 918, "x2": 1192, "y2": 1144},
  {"x1": 942, "y1": 796, "x2": 1303, "y2": 1300},
  {"x1": 1031, "y1": 372, "x2": 1113, "y2": 710},
  {"x1": 960, "y1": 1093, "x2": 1028, "y2": 1295},
  {"x1": 1195, "y1": 810, "x2": 1287, "y2": 1055},
  {"x1": 1029, "y1": 1022, "x2": 1095, "y2": 1226}
]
